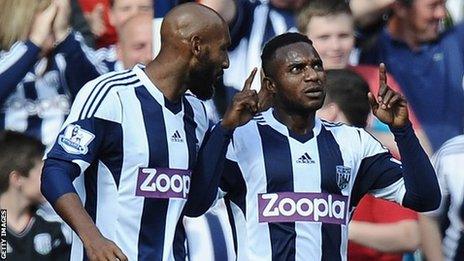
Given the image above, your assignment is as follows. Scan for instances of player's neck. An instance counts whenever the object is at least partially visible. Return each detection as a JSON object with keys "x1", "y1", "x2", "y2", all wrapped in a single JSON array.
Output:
[
  {"x1": 144, "y1": 55, "x2": 189, "y2": 102},
  {"x1": 273, "y1": 107, "x2": 316, "y2": 136},
  {"x1": 0, "y1": 192, "x2": 33, "y2": 232}
]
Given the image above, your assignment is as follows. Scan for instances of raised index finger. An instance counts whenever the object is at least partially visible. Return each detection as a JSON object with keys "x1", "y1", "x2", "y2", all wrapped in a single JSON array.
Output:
[
  {"x1": 379, "y1": 63, "x2": 387, "y2": 86},
  {"x1": 242, "y1": 67, "x2": 258, "y2": 91},
  {"x1": 378, "y1": 63, "x2": 388, "y2": 100}
]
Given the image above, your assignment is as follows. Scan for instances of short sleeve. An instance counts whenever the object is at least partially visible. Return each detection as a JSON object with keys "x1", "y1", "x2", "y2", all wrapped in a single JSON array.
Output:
[{"x1": 45, "y1": 75, "x2": 122, "y2": 172}]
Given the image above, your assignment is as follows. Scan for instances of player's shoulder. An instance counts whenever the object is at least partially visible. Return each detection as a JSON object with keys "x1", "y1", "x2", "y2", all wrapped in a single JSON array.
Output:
[
  {"x1": 238, "y1": 112, "x2": 267, "y2": 130},
  {"x1": 76, "y1": 69, "x2": 136, "y2": 100},
  {"x1": 232, "y1": 111, "x2": 277, "y2": 141},
  {"x1": 88, "y1": 68, "x2": 138, "y2": 90},
  {"x1": 320, "y1": 119, "x2": 360, "y2": 136},
  {"x1": 70, "y1": 69, "x2": 139, "y2": 122},
  {"x1": 320, "y1": 119, "x2": 377, "y2": 149}
]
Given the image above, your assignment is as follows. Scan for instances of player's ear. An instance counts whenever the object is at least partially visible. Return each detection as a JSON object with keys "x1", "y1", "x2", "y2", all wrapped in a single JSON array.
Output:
[
  {"x1": 263, "y1": 76, "x2": 277, "y2": 95},
  {"x1": 190, "y1": 35, "x2": 202, "y2": 58}
]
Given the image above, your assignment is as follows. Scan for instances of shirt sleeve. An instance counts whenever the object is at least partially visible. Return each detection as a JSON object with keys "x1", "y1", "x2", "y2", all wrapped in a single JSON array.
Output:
[
  {"x1": 41, "y1": 76, "x2": 122, "y2": 204},
  {"x1": 183, "y1": 123, "x2": 233, "y2": 217},
  {"x1": 353, "y1": 123, "x2": 440, "y2": 212}
]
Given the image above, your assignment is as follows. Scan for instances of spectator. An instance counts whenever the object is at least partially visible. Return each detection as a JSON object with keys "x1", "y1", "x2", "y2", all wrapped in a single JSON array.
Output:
[
  {"x1": 79, "y1": 0, "x2": 153, "y2": 48},
  {"x1": 420, "y1": 135, "x2": 464, "y2": 261},
  {"x1": 79, "y1": 0, "x2": 115, "y2": 47},
  {"x1": 78, "y1": 0, "x2": 156, "y2": 74},
  {"x1": 359, "y1": 0, "x2": 464, "y2": 151},
  {"x1": 0, "y1": 131, "x2": 70, "y2": 260},
  {"x1": 109, "y1": 0, "x2": 154, "y2": 30},
  {"x1": 115, "y1": 14, "x2": 153, "y2": 69},
  {"x1": 0, "y1": 0, "x2": 111, "y2": 146},
  {"x1": 317, "y1": 69, "x2": 420, "y2": 261}
]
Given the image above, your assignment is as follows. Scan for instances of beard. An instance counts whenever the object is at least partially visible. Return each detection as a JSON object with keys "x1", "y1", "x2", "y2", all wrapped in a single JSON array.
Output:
[{"x1": 188, "y1": 62, "x2": 217, "y2": 101}]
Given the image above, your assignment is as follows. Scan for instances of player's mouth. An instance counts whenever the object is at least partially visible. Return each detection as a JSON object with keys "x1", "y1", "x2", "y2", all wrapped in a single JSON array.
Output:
[{"x1": 303, "y1": 87, "x2": 324, "y2": 98}]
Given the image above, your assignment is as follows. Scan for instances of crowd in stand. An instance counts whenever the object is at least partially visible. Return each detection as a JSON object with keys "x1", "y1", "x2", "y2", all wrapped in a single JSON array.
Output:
[{"x1": 0, "y1": 0, "x2": 463, "y2": 260}]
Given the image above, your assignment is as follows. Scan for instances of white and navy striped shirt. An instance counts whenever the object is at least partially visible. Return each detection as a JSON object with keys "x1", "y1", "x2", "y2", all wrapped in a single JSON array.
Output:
[
  {"x1": 45, "y1": 65, "x2": 210, "y2": 260},
  {"x1": 431, "y1": 135, "x2": 464, "y2": 261},
  {"x1": 0, "y1": 32, "x2": 117, "y2": 146},
  {"x1": 220, "y1": 109, "x2": 407, "y2": 261}
]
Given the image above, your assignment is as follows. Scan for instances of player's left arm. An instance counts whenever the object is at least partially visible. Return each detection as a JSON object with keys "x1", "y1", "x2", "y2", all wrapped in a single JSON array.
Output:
[{"x1": 366, "y1": 63, "x2": 440, "y2": 212}]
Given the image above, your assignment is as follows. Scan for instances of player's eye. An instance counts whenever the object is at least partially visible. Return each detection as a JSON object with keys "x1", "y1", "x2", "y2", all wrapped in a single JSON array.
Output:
[
  {"x1": 313, "y1": 63, "x2": 323, "y2": 71},
  {"x1": 290, "y1": 65, "x2": 304, "y2": 74}
]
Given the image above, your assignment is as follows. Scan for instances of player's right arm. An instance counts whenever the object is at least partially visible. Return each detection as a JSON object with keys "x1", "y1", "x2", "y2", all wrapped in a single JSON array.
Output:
[
  {"x1": 40, "y1": 75, "x2": 127, "y2": 261},
  {"x1": 51, "y1": 193, "x2": 127, "y2": 261}
]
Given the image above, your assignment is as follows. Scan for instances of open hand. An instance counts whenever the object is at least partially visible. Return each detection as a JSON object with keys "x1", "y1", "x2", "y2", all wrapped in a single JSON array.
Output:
[
  {"x1": 368, "y1": 63, "x2": 409, "y2": 128},
  {"x1": 29, "y1": 2, "x2": 58, "y2": 47}
]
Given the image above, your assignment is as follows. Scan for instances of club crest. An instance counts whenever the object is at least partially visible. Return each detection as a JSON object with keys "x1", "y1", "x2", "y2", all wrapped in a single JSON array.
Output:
[{"x1": 336, "y1": 165, "x2": 351, "y2": 190}]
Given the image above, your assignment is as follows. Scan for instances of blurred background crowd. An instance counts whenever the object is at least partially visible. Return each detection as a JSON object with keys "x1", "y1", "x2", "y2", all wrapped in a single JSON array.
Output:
[{"x1": 0, "y1": 0, "x2": 463, "y2": 260}]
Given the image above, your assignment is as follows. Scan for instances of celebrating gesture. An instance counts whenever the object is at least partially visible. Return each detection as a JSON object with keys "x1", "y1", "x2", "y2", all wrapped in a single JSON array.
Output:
[
  {"x1": 368, "y1": 63, "x2": 409, "y2": 128},
  {"x1": 222, "y1": 67, "x2": 261, "y2": 130}
]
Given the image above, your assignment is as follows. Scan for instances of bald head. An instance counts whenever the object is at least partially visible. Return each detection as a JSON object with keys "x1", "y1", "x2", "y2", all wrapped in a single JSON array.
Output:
[
  {"x1": 119, "y1": 14, "x2": 153, "y2": 42},
  {"x1": 151, "y1": 3, "x2": 230, "y2": 101},
  {"x1": 160, "y1": 3, "x2": 228, "y2": 48},
  {"x1": 117, "y1": 14, "x2": 153, "y2": 69}
]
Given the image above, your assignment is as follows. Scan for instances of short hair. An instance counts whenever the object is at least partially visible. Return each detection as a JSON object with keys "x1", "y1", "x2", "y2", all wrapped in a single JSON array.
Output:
[
  {"x1": 324, "y1": 69, "x2": 370, "y2": 128},
  {"x1": 0, "y1": 131, "x2": 45, "y2": 194},
  {"x1": 297, "y1": 0, "x2": 351, "y2": 33},
  {"x1": 261, "y1": 32, "x2": 313, "y2": 76}
]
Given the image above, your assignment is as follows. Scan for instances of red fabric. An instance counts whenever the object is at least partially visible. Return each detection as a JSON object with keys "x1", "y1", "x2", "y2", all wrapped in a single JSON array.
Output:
[
  {"x1": 78, "y1": 0, "x2": 117, "y2": 48},
  {"x1": 348, "y1": 195, "x2": 418, "y2": 261},
  {"x1": 350, "y1": 65, "x2": 422, "y2": 129}
]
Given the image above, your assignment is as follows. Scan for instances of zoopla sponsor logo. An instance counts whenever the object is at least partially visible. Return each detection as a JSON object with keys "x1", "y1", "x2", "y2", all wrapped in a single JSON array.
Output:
[
  {"x1": 136, "y1": 168, "x2": 191, "y2": 199},
  {"x1": 258, "y1": 192, "x2": 348, "y2": 224}
]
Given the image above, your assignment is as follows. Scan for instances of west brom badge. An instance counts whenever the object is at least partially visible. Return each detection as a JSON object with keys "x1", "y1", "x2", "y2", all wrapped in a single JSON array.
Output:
[{"x1": 336, "y1": 165, "x2": 351, "y2": 190}]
